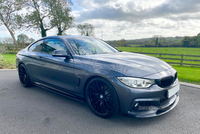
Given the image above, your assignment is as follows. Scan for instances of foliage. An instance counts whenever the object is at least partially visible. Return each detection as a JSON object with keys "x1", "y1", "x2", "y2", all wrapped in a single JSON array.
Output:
[
  {"x1": 107, "y1": 36, "x2": 183, "y2": 47},
  {"x1": 152, "y1": 35, "x2": 164, "y2": 47},
  {"x1": 197, "y1": 33, "x2": 200, "y2": 47},
  {"x1": 109, "y1": 39, "x2": 129, "y2": 47},
  {"x1": 17, "y1": 34, "x2": 35, "y2": 45},
  {"x1": 0, "y1": 0, "x2": 25, "y2": 45},
  {"x1": 17, "y1": 0, "x2": 74, "y2": 37},
  {"x1": 44, "y1": 0, "x2": 74, "y2": 35},
  {"x1": 77, "y1": 23, "x2": 95, "y2": 36},
  {"x1": 0, "y1": 35, "x2": 34, "y2": 46},
  {"x1": 107, "y1": 33, "x2": 200, "y2": 48},
  {"x1": 18, "y1": 0, "x2": 53, "y2": 37},
  {"x1": 182, "y1": 36, "x2": 198, "y2": 47},
  {"x1": 107, "y1": 34, "x2": 200, "y2": 47},
  {"x1": 0, "y1": 37, "x2": 13, "y2": 45}
]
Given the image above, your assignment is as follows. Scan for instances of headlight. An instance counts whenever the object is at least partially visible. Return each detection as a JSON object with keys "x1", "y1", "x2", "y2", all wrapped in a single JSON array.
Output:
[{"x1": 117, "y1": 77, "x2": 155, "y2": 88}]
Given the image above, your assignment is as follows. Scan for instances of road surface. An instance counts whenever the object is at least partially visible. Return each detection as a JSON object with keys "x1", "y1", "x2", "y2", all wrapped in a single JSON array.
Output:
[{"x1": 0, "y1": 70, "x2": 200, "y2": 134}]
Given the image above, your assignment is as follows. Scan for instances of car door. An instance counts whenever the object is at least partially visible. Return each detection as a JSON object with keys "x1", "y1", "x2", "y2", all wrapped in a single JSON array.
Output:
[
  {"x1": 37, "y1": 38, "x2": 75, "y2": 92},
  {"x1": 26, "y1": 40, "x2": 43, "y2": 81}
]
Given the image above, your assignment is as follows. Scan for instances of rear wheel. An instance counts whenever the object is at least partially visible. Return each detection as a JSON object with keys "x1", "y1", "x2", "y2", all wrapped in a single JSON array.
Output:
[
  {"x1": 85, "y1": 77, "x2": 119, "y2": 118},
  {"x1": 18, "y1": 64, "x2": 32, "y2": 87}
]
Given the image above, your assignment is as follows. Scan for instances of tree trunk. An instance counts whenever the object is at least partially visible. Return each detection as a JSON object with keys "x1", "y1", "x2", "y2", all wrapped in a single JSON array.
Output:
[
  {"x1": 40, "y1": 20, "x2": 47, "y2": 37},
  {"x1": 4, "y1": 23, "x2": 17, "y2": 46},
  {"x1": 41, "y1": 29, "x2": 47, "y2": 37},
  {"x1": 57, "y1": 27, "x2": 62, "y2": 35}
]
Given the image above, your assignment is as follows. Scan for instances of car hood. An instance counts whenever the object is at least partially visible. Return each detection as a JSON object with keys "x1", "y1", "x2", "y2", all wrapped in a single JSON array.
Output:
[{"x1": 78, "y1": 52, "x2": 172, "y2": 77}]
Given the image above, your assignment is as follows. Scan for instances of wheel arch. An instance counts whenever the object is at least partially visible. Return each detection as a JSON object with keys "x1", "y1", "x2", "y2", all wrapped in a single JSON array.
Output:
[
  {"x1": 83, "y1": 75, "x2": 121, "y2": 111},
  {"x1": 17, "y1": 61, "x2": 25, "y2": 68}
]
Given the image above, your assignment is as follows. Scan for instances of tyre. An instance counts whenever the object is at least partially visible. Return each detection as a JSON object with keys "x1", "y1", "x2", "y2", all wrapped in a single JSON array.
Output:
[
  {"x1": 85, "y1": 77, "x2": 119, "y2": 118},
  {"x1": 18, "y1": 64, "x2": 32, "y2": 87}
]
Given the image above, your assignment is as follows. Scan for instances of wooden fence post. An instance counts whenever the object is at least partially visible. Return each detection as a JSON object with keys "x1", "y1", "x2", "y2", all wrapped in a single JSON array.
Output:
[
  {"x1": 159, "y1": 53, "x2": 161, "y2": 59},
  {"x1": 181, "y1": 54, "x2": 183, "y2": 66}
]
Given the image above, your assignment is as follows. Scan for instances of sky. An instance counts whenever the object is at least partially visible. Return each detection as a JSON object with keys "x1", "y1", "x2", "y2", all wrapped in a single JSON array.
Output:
[{"x1": 1, "y1": 0, "x2": 200, "y2": 41}]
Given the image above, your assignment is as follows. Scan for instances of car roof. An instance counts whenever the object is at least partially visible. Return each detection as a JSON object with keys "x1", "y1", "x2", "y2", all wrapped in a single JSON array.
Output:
[{"x1": 41, "y1": 35, "x2": 95, "y2": 40}]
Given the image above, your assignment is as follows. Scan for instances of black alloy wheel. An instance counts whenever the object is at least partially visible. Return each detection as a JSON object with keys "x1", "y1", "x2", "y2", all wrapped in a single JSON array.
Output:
[
  {"x1": 86, "y1": 77, "x2": 119, "y2": 118},
  {"x1": 18, "y1": 64, "x2": 32, "y2": 87}
]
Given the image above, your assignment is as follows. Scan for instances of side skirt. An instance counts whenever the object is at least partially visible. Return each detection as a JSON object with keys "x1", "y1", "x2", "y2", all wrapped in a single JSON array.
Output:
[{"x1": 34, "y1": 82, "x2": 85, "y2": 102}]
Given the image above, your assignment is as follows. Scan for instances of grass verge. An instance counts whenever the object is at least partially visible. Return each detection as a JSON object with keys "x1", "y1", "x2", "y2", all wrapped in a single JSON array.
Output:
[
  {"x1": 173, "y1": 66, "x2": 200, "y2": 85},
  {"x1": 1, "y1": 54, "x2": 16, "y2": 69}
]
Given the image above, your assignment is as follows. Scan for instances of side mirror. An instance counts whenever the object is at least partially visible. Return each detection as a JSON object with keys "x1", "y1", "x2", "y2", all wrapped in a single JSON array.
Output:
[{"x1": 52, "y1": 50, "x2": 70, "y2": 58}]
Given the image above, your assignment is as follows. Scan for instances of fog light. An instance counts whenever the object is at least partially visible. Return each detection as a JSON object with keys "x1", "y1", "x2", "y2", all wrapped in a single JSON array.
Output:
[{"x1": 134, "y1": 103, "x2": 139, "y2": 107}]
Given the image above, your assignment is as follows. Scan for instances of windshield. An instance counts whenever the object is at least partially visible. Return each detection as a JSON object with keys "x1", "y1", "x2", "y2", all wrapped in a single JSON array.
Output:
[{"x1": 66, "y1": 37, "x2": 118, "y2": 55}]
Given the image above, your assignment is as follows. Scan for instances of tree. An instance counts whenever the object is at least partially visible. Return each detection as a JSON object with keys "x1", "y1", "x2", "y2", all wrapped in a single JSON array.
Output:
[
  {"x1": 182, "y1": 36, "x2": 190, "y2": 47},
  {"x1": 0, "y1": 37, "x2": 13, "y2": 45},
  {"x1": 17, "y1": 34, "x2": 35, "y2": 45},
  {"x1": 119, "y1": 39, "x2": 128, "y2": 47},
  {"x1": 0, "y1": 0, "x2": 25, "y2": 45},
  {"x1": 77, "y1": 23, "x2": 95, "y2": 36},
  {"x1": 152, "y1": 35, "x2": 163, "y2": 47},
  {"x1": 44, "y1": 0, "x2": 74, "y2": 35},
  {"x1": 197, "y1": 33, "x2": 200, "y2": 47},
  {"x1": 17, "y1": 34, "x2": 29, "y2": 44},
  {"x1": 29, "y1": 38, "x2": 35, "y2": 43},
  {"x1": 18, "y1": 0, "x2": 53, "y2": 37}
]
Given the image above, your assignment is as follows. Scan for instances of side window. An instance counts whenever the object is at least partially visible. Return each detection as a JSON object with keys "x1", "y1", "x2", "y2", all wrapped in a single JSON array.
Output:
[
  {"x1": 29, "y1": 40, "x2": 43, "y2": 52},
  {"x1": 67, "y1": 39, "x2": 95, "y2": 55},
  {"x1": 42, "y1": 39, "x2": 67, "y2": 55}
]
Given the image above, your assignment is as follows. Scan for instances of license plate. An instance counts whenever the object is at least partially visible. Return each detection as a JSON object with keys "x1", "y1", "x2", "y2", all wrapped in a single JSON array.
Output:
[{"x1": 167, "y1": 84, "x2": 180, "y2": 98}]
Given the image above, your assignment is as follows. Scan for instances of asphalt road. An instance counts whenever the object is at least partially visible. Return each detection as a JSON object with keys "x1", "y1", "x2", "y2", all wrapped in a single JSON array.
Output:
[{"x1": 0, "y1": 70, "x2": 200, "y2": 134}]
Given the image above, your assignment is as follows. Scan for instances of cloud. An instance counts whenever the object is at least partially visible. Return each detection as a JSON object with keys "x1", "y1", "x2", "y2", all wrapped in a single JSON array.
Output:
[
  {"x1": 74, "y1": 0, "x2": 200, "y2": 23},
  {"x1": 1, "y1": 0, "x2": 200, "y2": 41}
]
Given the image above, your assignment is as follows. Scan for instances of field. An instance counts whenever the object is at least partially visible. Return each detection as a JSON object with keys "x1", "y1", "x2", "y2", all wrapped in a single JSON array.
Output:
[
  {"x1": 117, "y1": 47, "x2": 200, "y2": 55},
  {"x1": 1, "y1": 52, "x2": 200, "y2": 84},
  {"x1": 117, "y1": 47, "x2": 200, "y2": 66}
]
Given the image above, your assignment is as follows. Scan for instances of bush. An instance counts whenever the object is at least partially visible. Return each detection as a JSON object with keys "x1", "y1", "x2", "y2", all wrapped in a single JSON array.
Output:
[{"x1": 0, "y1": 54, "x2": 4, "y2": 68}]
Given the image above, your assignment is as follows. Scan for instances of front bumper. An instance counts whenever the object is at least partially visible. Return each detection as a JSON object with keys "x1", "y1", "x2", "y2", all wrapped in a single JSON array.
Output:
[
  {"x1": 127, "y1": 94, "x2": 179, "y2": 118},
  {"x1": 112, "y1": 77, "x2": 180, "y2": 118}
]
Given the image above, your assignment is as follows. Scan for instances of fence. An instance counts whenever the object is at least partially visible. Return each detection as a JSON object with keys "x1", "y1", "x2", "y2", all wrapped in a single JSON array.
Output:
[{"x1": 134, "y1": 52, "x2": 200, "y2": 66}]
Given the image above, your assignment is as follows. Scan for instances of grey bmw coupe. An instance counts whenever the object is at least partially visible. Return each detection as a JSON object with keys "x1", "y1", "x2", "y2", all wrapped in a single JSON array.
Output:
[{"x1": 16, "y1": 35, "x2": 180, "y2": 118}]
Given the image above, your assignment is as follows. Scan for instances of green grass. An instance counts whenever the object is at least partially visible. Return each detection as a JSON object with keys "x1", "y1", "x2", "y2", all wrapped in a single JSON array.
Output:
[
  {"x1": 118, "y1": 47, "x2": 200, "y2": 66},
  {"x1": 173, "y1": 66, "x2": 200, "y2": 85},
  {"x1": 1, "y1": 54, "x2": 16, "y2": 69},
  {"x1": 117, "y1": 47, "x2": 200, "y2": 55}
]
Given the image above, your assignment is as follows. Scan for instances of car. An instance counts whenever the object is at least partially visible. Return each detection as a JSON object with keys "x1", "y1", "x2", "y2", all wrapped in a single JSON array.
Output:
[{"x1": 16, "y1": 35, "x2": 180, "y2": 118}]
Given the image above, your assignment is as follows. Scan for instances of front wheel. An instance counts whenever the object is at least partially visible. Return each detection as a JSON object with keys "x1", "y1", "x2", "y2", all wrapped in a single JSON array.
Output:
[
  {"x1": 85, "y1": 77, "x2": 119, "y2": 118},
  {"x1": 18, "y1": 64, "x2": 32, "y2": 87}
]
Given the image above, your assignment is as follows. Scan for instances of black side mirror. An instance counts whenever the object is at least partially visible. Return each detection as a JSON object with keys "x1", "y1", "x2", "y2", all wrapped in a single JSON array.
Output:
[{"x1": 52, "y1": 50, "x2": 70, "y2": 58}]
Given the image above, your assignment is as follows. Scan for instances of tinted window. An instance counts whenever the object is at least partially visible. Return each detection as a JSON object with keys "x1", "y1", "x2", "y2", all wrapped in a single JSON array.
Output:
[
  {"x1": 29, "y1": 40, "x2": 43, "y2": 52},
  {"x1": 42, "y1": 39, "x2": 67, "y2": 55},
  {"x1": 67, "y1": 38, "x2": 118, "y2": 55}
]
